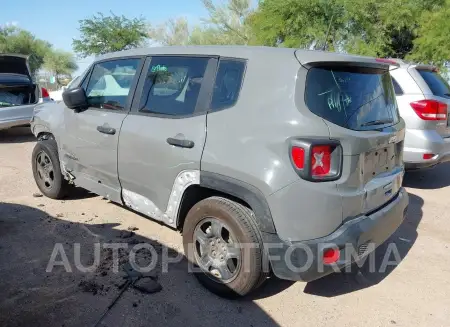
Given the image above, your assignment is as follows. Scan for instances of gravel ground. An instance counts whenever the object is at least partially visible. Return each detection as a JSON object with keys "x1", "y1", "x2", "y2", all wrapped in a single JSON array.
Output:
[{"x1": 0, "y1": 127, "x2": 449, "y2": 327}]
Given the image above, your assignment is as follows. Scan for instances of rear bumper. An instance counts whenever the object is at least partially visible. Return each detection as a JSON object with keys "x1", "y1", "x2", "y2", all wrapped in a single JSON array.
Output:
[
  {"x1": 0, "y1": 117, "x2": 32, "y2": 130},
  {"x1": 404, "y1": 129, "x2": 450, "y2": 170},
  {"x1": 405, "y1": 154, "x2": 450, "y2": 170},
  {"x1": 263, "y1": 187, "x2": 409, "y2": 282}
]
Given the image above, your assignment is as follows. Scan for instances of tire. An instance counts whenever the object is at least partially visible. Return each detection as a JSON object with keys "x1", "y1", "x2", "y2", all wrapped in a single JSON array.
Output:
[
  {"x1": 183, "y1": 196, "x2": 269, "y2": 298},
  {"x1": 32, "y1": 139, "x2": 69, "y2": 199}
]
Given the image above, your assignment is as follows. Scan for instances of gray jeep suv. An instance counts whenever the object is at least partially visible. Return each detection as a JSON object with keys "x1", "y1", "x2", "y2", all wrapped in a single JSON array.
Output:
[{"x1": 31, "y1": 46, "x2": 409, "y2": 297}]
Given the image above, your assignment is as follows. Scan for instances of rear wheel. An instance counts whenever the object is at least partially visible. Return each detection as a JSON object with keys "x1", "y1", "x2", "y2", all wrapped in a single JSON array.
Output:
[
  {"x1": 32, "y1": 139, "x2": 69, "y2": 199},
  {"x1": 183, "y1": 196, "x2": 268, "y2": 298}
]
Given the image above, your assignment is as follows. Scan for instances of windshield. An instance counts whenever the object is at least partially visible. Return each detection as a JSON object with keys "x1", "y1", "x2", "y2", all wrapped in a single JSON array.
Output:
[
  {"x1": 417, "y1": 70, "x2": 450, "y2": 98},
  {"x1": 305, "y1": 66, "x2": 400, "y2": 130}
]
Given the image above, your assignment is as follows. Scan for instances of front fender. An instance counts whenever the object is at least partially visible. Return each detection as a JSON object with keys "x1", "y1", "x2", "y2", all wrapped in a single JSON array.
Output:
[{"x1": 31, "y1": 102, "x2": 65, "y2": 142}]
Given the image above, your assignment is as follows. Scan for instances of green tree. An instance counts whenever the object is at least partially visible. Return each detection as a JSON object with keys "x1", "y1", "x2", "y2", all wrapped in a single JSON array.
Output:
[
  {"x1": 148, "y1": 17, "x2": 191, "y2": 46},
  {"x1": 409, "y1": 0, "x2": 450, "y2": 66},
  {"x1": 0, "y1": 26, "x2": 52, "y2": 75},
  {"x1": 199, "y1": 0, "x2": 254, "y2": 45},
  {"x1": 249, "y1": 0, "x2": 446, "y2": 58},
  {"x1": 73, "y1": 12, "x2": 148, "y2": 57},
  {"x1": 148, "y1": 0, "x2": 254, "y2": 46},
  {"x1": 43, "y1": 50, "x2": 78, "y2": 86}
]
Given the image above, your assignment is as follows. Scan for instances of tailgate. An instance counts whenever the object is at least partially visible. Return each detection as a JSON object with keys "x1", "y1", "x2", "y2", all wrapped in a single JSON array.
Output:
[
  {"x1": 328, "y1": 123, "x2": 405, "y2": 218},
  {"x1": 303, "y1": 60, "x2": 405, "y2": 218}
]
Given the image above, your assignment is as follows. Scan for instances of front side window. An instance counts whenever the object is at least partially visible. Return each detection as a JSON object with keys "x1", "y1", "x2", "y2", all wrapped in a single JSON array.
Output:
[
  {"x1": 305, "y1": 66, "x2": 400, "y2": 130},
  {"x1": 139, "y1": 56, "x2": 209, "y2": 116},
  {"x1": 84, "y1": 58, "x2": 140, "y2": 110}
]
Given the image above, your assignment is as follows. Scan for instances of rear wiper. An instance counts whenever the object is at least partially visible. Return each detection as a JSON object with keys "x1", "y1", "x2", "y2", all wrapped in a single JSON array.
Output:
[{"x1": 360, "y1": 119, "x2": 393, "y2": 127}]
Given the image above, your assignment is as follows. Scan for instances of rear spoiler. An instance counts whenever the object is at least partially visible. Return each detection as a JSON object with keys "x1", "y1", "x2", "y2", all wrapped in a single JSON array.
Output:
[
  {"x1": 295, "y1": 50, "x2": 400, "y2": 70},
  {"x1": 411, "y1": 64, "x2": 438, "y2": 72}
]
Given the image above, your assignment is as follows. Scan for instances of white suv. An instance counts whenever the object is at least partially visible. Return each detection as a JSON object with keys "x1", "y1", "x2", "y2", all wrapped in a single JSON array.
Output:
[{"x1": 390, "y1": 60, "x2": 450, "y2": 170}]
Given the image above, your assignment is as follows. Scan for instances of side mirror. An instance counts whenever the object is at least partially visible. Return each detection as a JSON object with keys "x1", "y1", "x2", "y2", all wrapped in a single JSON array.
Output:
[{"x1": 62, "y1": 87, "x2": 88, "y2": 110}]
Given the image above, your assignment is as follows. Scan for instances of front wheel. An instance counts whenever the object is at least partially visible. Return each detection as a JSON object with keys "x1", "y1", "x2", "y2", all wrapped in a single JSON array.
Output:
[
  {"x1": 32, "y1": 139, "x2": 69, "y2": 199},
  {"x1": 182, "y1": 197, "x2": 268, "y2": 298}
]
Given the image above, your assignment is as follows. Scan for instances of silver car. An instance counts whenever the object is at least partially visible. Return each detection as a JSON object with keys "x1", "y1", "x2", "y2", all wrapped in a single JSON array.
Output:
[
  {"x1": 0, "y1": 54, "x2": 51, "y2": 131},
  {"x1": 390, "y1": 60, "x2": 450, "y2": 169},
  {"x1": 31, "y1": 47, "x2": 409, "y2": 297}
]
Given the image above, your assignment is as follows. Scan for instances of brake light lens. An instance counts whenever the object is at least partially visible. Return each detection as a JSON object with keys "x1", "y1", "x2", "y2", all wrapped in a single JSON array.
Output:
[
  {"x1": 291, "y1": 147, "x2": 305, "y2": 169},
  {"x1": 311, "y1": 145, "x2": 331, "y2": 176},
  {"x1": 410, "y1": 100, "x2": 447, "y2": 121},
  {"x1": 290, "y1": 141, "x2": 342, "y2": 182},
  {"x1": 41, "y1": 87, "x2": 50, "y2": 98},
  {"x1": 423, "y1": 153, "x2": 435, "y2": 160},
  {"x1": 375, "y1": 58, "x2": 398, "y2": 66}
]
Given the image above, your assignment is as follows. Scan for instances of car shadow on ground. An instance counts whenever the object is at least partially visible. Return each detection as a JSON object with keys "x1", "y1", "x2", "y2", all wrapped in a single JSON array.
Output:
[
  {"x1": 64, "y1": 186, "x2": 99, "y2": 201},
  {"x1": 303, "y1": 192, "x2": 423, "y2": 297},
  {"x1": 403, "y1": 162, "x2": 450, "y2": 189},
  {"x1": 0, "y1": 203, "x2": 280, "y2": 327},
  {"x1": 0, "y1": 127, "x2": 35, "y2": 144},
  {"x1": 110, "y1": 201, "x2": 296, "y2": 300}
]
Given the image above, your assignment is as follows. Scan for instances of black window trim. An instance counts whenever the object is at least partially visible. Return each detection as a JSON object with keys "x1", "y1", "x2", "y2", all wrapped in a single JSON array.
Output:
[
  {"x1": 79, "y1": 56, "x2": 145, "y2": 113},
  {"x1": 129, "y1": 55, "x2": 219, "y2": 119},
  {"x1": 208, "y1": 57, "x2": 248, "y2": 113}
]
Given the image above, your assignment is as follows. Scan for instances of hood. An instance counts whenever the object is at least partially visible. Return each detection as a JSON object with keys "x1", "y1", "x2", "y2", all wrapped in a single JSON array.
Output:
[{"x1": 0, "y1": 54, "x2": 32, "y2": 79}]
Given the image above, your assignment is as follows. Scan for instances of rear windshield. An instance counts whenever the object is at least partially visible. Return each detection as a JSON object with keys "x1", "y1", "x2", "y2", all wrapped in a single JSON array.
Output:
[
  {"x1": 417, "y1": 70, "x2": 450, "y2": 98},
  {"x1": 305, "y1": 67, "x2": 400, "y2": 130}
]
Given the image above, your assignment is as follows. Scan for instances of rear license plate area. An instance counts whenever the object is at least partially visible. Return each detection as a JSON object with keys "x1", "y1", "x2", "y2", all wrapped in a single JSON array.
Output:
[{"x1": 363, "y1": 144, "x2": 396, "y2": 178}]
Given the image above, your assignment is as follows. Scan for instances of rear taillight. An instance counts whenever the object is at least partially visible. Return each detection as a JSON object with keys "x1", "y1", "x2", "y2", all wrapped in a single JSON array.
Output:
[
  {"x1": 423, "y1": 153, "x2": 435, "y2": 160},
  {"x1": 410, "y1": 100, "x2": 447, "y2": 121},
  {"x1": 41, "y1": 87, "x2": 50, "y2": 98},
  {"x1": 311, "y1": 145, "x2": 331, "y2": 176},
  {"x1": 291, "y1": 147, "x2": 305, "y2": 169},
  {"x1": 290, "y1": 140, "x2": 342, "y2": 182}
]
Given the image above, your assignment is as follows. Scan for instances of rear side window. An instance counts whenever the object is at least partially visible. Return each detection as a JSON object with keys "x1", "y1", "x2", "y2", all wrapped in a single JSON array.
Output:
[
  {"x1": 417, "y1": 70, "x2": 450, "y2": 98},
  {"x1": 211, "y1": 59, "x2": 246, "y2": 111},
  {"x1": 139, "y1": 56, "x2": 209, "y2": 116},
  {"x1": 392, "y1": 77, "x2": 403, "y2": 95},
  {"x1": 305, "y1": 67, "x2": 400, "y2": 130}
]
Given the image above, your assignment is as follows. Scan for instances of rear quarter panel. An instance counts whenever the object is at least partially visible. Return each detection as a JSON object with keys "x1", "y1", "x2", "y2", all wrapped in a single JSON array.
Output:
[
  {"x1": 391, "y1": 67, "x2": 450, "y2": 162},
  {"x1": 202, "y1": 53, "x2": 342, "y2": 241},
  {"x1": 201, "y1": 53, "x2": 330, "y2": 197},
  {"x1": 0, "y1": 104, "x2": 35, "y2": 129}
]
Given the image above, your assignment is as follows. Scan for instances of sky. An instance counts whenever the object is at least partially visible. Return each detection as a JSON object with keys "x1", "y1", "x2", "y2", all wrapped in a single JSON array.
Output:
[{"x1": 0, "y1": 0, "x2": 208, "y2": 74}]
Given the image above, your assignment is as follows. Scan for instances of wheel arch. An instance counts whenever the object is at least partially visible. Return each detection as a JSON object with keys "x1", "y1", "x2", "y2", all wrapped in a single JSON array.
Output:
[
  {"x1": 176, "y1": 171, "x2": 276, "y2": 234},
  {"x1": 36, "y1": 131, "x2": 55, "y2": 141}
]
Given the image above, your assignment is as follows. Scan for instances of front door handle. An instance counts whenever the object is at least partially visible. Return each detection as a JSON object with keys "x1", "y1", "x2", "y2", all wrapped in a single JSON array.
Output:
[
  {"x1": 97, "y1": 125, "x2": 116, "y2": 135},
  {"x1": 167, "y1": 135, "x2": 195, "y2": 148}
]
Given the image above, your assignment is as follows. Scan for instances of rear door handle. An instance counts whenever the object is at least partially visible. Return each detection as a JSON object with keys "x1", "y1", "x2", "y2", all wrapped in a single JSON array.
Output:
[
  {"x1": 97, "y1": 125, "x2": 116, "y2": 135},
  {"x1": 167, "y1": 136, "x2": 195, "y2": 148}
]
